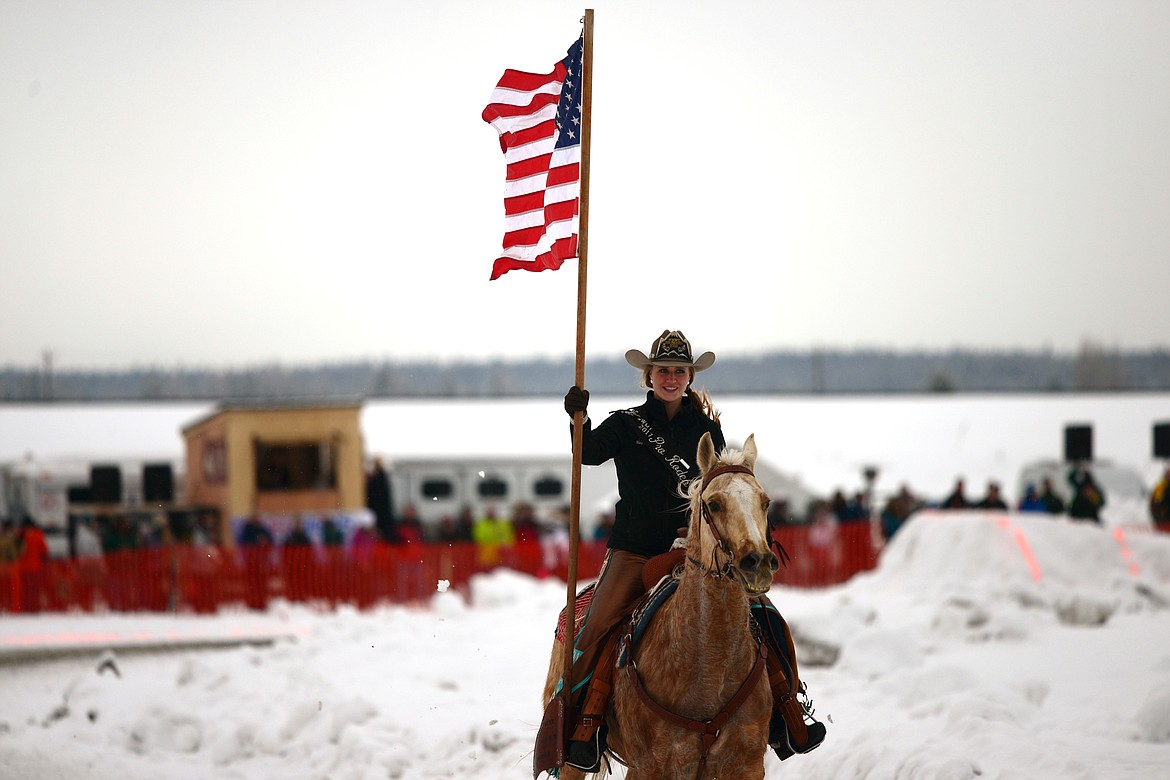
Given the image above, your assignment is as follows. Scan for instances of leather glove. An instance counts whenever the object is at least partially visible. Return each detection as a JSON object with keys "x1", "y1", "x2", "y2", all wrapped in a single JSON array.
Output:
[{"x1": 563, "y1": 385, "x2": 590, "y2": 418}]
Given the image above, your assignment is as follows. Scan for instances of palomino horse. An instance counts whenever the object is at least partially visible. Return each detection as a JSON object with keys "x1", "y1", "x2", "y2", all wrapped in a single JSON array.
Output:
[{"x1": 542, "y1": 432, "x2": 779, "y2": 779}]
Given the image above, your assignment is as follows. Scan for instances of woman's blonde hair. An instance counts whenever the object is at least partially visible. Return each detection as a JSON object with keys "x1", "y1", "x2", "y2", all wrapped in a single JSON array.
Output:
[{"x1": 690, "y1": 386, "x2": 721, "y2": 423}]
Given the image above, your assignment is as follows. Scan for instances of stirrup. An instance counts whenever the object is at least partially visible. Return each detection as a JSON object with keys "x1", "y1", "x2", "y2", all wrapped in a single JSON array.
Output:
[
  {"x1": 565, "y1": 725, "x2": 606, "y2": 772},
  {"x1": 770, "y1": 682, "x2": 826, "y2": 760},
  {"x1": 770, "y1": 718, "x2": 826, "y2": 760}
]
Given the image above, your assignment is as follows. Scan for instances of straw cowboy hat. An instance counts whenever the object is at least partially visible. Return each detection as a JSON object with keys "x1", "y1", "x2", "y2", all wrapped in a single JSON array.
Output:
[{"x1": 624, "y1": 330, "x2": 716, "y2": 372}]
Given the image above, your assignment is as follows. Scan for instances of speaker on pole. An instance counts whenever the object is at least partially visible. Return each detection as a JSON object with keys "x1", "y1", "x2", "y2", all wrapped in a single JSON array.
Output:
[
  {"x1": 1064, "y1": 425, "x2": 1093, "y2": 463},
  {"x1": 143, "y1": 463, "x2": 175, "y2": 503},
  {"x1": 67, "y1": 485, "x2": 92, "y2": 504},
  {"x1": 1154, "y1": 422, "x2": 1170, "y2": 460},
  {"x1": 90, "y1": 465, "x2": 123, "y2": 504}
]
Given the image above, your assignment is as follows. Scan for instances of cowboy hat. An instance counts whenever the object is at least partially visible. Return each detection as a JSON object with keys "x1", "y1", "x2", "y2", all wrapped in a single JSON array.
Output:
[{"x1": 624, "y1": 330, "x2": 716, "y2": 372}]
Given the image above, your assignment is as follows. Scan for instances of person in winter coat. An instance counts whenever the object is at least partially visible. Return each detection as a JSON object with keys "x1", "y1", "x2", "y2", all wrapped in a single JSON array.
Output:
[
  {"x1": 1068, "y1": 466, "x2": 1105, "y2": 523},
  {"x1": 941, "y1": 478, "x2": 971, "y2": 509},
  {"x1": 976, "y1": 481, "x2": 1009, "y2": 510},
  {"x1": 0, "y1": 519, "x2": 19, "y2": 564},
  {"x1": 1150, "y1": 468, "x2": 1170, "y2": 524},
  {"x1": 1018, "y1": 484, "x2": 1047, "y2": 513},
  {"x1": 1038, "y1": 477, "x2": 1066, "y2": 515},
  {"x1": 548, "y1": 330, "x2": 825, "y2": 772},
  {"x1": 237, "y1": 515, "x2": 275, "y2": 610},
  {"x1": 365, "y1": 458, "x2": 398, "y2": 544},
  {"x1": 471, "y1": 504, "x2": 515, "y2": 568},
  {"x1": 17, "y1": 517, "x2": 50, "y2": 612}
]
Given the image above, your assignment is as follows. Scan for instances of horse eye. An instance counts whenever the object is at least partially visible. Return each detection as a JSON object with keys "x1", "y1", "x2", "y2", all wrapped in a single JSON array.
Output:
[{"x1": 707, "y1": 500, "x2": 721, "y2": 514}]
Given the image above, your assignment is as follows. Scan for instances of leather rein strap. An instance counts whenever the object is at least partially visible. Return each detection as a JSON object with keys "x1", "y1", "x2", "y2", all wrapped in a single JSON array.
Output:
[
  {"x1": 696, "y1": 463, "x2": 791, "y2": 572},
  {"x1": 692, "y1": 464, "x2": 755, "y2": 577},
  {"x1": 626, "y1": 638, "x2": 768, "y2": 780},
  {"x1": 625, "y1": 463, "x2": 767, "y2": 778}
]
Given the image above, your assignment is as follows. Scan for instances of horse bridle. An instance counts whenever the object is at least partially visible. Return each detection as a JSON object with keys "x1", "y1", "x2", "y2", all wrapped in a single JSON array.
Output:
[
  {"x1": 688, "y1": 463, "x2": 791, "y2": 579},
  {"x1": 688, "y1": 464, "x2": 756, "y2": 579}
]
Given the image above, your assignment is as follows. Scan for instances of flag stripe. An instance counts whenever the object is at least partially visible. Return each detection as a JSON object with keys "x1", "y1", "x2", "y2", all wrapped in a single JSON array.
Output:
[
  {"x1": 546, "y1": 162, "x2": 579, "y2": 188},
  {"x1": 506, "y1": 153, "x2": 554, "y2": 181},
  {"x1": 483, "y1": 35, "x2": 583, "y2": 280},
  {"x1": 504, "y1": 119, "x2": 560, "y2": 151},
  {"x1": 504, "y1": 190, "x2": 546, "y2": 217}
]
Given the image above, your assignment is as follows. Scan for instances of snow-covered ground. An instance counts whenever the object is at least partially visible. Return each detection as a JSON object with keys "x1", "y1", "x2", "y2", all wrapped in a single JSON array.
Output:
[{"x1": 3, "y1": 510, "x2": 1170, "y2": 779}]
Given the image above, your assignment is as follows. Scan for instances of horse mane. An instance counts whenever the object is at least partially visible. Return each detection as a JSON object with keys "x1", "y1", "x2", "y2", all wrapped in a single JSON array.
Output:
[{"x1": 690, "y1": 386, "x2": 720, "y2": 424}]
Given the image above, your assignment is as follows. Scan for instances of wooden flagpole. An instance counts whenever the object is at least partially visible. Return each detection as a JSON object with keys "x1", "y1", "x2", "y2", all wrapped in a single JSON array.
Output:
[{"x1": 562, "y1": 6, "x2": 594, "y2": 711}]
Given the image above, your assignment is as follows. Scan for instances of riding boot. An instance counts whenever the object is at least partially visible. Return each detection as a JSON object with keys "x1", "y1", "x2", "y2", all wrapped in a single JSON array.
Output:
[
  {"x1": 768, "y1": 674, "x2": 826, "y2": 759},
  {"x1": 564, "y1": 630, "x2": 620, "y2": 772},
  {"x1": 752, "y1": 600, "x2": 826, "y2": 760},
  {"x1": 565, "y1": 682, "x2": 608, "y2": 772}
]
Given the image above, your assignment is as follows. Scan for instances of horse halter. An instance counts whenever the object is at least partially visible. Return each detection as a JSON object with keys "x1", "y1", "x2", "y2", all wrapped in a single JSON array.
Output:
[{"x1": 689, "y1": 463, "x2": 757, "y2": 579}]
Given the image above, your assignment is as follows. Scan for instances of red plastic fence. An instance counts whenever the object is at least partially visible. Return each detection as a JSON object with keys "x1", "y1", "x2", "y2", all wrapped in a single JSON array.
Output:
[
  {"x1": 773, "y1": 522, "x2": 881, "y2": 588},
  {"x1": 0, "y1": 525, "x2": 880, "y2": 615}
]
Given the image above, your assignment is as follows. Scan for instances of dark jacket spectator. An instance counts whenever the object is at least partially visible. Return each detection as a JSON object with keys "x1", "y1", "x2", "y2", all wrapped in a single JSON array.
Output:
[
  {"x1": 975, "y1": 481, "x2": 1008, "y2": 510},
  {"x1": 436, "y1": 514, "x2": 472, "y2": 543},
  {"x1": 1038, "y1": 478, "x2": 1065, "y2": 514},
  {"x1": 102, "y1": 515, "x2": 140, "y2": 553},
  {"x1": 880, "y1": 485, "x2": 920, "y2": 540},
  {"x1": 321, "y1": 516, "x2": 345, "y2": 547},
  {"x1": 767, "y1": 498, "x2": 795, "y2": 529},
  {"x1": 283, "y1": 516, "x2": 313, "y2": 547},
  {"x1": 1067, "y1": 467, "x2": 1105, "y2": 523},
  {"x1": 366, "y1": 458, "x2": 398, "y2": 543},
  {"x1": 238, "y1": 515, "x2": 275, "y2": 546},
  {"x1": 941, "y1": 479, "x2": 970, "y2": 509}
]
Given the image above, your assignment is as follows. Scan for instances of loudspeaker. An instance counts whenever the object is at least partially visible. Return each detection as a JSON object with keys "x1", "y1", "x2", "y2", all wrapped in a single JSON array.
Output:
[
  {"x1": 67, "y1": 485, "x2": 92, "y2": 504},
  {"x1": 90, "y1": 465, "x2": 123, "y2": 504},
  {"x1": 1155, "y1": 422, "x2": 1170, "y2": 459},
  {"x1": 1064, "y1": 425, "x2": 1093, "y2": 463},
  {"x1": 143, "y1": 463, "x2": 175, "y2": 503}
]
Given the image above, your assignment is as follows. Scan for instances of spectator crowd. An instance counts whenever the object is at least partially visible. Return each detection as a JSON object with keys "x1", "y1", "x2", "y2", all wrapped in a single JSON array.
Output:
[{"x1": 3, "y1": 457, "x2": 1168, "y2": 616}]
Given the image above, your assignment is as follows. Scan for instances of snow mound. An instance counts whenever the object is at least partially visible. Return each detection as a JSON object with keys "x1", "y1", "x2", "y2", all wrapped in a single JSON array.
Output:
[
  {"x1": 872, "y1": 511, "x2": 1170, "y2": 618},
  {"x1": 1136, "y1": 682, "x2": 1170, "y2": 743}
]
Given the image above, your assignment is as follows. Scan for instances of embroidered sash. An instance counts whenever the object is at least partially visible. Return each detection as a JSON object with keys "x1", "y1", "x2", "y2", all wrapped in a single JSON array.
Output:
[{"x1": 618, "y1": 408, "x2": 696, "y2": 493}]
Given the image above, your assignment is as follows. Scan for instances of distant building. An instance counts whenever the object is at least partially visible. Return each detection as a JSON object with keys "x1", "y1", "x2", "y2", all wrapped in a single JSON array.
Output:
[{"x1": 182, "y1": 402, "x2": 365, "y2": 545}]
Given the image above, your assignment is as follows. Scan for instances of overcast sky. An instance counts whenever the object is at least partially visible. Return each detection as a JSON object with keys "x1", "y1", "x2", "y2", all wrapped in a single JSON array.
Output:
[{"x1": 2, "y1": 0, "x2": 1168, "y2": 370}]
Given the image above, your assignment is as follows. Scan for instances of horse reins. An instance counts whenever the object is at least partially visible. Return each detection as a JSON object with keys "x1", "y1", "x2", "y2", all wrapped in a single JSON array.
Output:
[
  {"x1": 688, "y1": 464, "x2": 755, "y2": 579},
  {"x1": 620, "y1": 462, "x2": 769, "y2": 778},
  {"x1": 625, "y1": 635, "x2": 768, "y2": 780},
  {"x1": 695, "y1": 463, "x2": 792, "y2": 573}
]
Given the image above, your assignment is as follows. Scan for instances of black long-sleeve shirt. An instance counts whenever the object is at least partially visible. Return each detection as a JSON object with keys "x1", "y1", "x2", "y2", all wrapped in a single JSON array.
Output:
[{"x1": 576, "y1": 391, "x2": 725, "y2": 557}]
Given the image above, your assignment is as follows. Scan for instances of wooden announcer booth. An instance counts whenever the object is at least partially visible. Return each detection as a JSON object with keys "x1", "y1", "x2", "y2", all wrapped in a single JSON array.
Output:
[{"x1": 182, "y1": 402, "x2": 365, "y2": 546}]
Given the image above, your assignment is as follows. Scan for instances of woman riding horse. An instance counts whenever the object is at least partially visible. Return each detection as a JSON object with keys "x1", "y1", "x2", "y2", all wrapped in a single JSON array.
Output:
[{"x1": 544, "y1": 330, "x2": 826, "y2": 773}]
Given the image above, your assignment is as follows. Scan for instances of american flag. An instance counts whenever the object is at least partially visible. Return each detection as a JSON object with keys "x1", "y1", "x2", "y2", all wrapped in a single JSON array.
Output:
[{"x1": 482, "y1": 35, "x2": 583, "y2": 280}]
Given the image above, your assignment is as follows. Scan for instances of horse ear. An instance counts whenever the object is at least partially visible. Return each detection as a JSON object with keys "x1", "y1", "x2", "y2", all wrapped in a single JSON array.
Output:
[
  {"x1": 742, "y1": 434, "x2": 757, "y2": 470},
  {"x1": 696, "y1": 431, "x2": 716, "y2": 473}
]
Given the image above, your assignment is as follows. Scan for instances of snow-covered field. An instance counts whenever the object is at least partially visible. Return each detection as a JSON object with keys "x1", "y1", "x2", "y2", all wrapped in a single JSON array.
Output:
[{"x1": 3, "y1": 510, "x2": 1170, "y2": 779}]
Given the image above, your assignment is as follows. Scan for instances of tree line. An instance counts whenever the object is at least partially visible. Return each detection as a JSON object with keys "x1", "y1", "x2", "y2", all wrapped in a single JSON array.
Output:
[{"x1": 2, "y1": 342, "x2": 1168, "y2": 402}]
